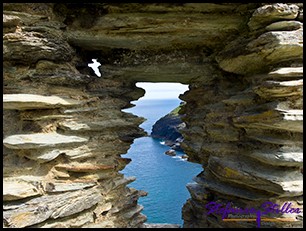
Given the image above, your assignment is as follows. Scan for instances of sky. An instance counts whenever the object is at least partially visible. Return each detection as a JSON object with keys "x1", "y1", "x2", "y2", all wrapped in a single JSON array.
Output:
[{"x1": 136, "y1": 82, "x2": 189, "y2": 100}]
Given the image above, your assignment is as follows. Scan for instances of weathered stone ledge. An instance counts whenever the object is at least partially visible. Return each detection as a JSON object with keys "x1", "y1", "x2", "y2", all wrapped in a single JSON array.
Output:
[
  {"x1": 216, "y1": 28, "x2": 303, "y2": 75},
  {"x1": 269, "y1": 66, "x2": 303, "y2": 76},
  {"x1": 3, "y1": 178, "x2": 42, "y2": 201},
  {"x1": 3, "y1": 94, "x2": 83, "y2": 110},
  {"x1": 248, "y1": 3, "x2": 300, "y2": 30},
  {"x1": 208, "y1": 155, "x2": 303, "y2": 196},
  {"x1": 3, "y1": 188, "x2": 102, "y2": 228},
  {"x1": 233, "y1": 108, "x2": 303, "y2": 133},
  {"x1": 3, "y1": 133, "x2": 88, "y2": 149},
  {"x1": 250, "y1": 149, "x2": 303, "y2": 167},
  {"x1": 55, "y1": 163, "x2": 115, "y2": 172},
  {"x1": 58, "y1": 119, "x2": 138, "y2": 132},
  {"x1": 253, "y1": 79, "x2": 303, "y2": 98},
  {"x1": 66, "y1": 12, "x2": 245, "y2": 51}
]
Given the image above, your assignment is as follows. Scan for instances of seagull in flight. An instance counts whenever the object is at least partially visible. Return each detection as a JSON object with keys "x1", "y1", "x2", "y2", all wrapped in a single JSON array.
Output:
[{"x1": 88, "y1": 59, "x2": 102, "y2": 77}]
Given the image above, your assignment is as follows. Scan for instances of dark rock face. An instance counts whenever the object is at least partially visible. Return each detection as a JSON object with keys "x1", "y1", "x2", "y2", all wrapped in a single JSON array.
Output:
[
  {"x1": 3, "y1": 3, "x2": 303, "y2": 228},
  {"x1": 151, "y1": 110, "x2": 185, "y2": 151},
  {"x1": 152, "y1": 114, "x2": 183, "y2": 141}
]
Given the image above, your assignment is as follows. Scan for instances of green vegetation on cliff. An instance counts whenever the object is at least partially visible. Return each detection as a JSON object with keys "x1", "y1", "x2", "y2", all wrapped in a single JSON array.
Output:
[
  {"x1": 151, "y1": 102, "x2": 185, "y2": 151},
  {"x1": 169, "y1": 102, "x2": 185, "y2": 116}
]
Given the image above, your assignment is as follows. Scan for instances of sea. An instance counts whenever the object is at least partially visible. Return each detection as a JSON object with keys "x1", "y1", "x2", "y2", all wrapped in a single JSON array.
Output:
[{"x1": 121, "y1": 97, "x2": 203, "y2": 226}]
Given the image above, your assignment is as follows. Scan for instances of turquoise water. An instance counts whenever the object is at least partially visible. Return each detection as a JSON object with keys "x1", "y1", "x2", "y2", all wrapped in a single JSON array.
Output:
[{"x1": 121, "y1": 98, "x2": 202, "y2": 225}]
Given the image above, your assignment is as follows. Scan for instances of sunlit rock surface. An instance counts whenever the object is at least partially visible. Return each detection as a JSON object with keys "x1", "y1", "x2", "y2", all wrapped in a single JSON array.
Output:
[{"x1": 3, "y1": 3, "x2": 303, "y2": 228}]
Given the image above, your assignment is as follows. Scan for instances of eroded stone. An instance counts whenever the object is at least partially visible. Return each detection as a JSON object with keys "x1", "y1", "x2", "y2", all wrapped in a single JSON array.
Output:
[
  {"x1": 23, "y1": 145, "x2": 95, "y2": 162},
  {"x1": 3, "y1": 188, "x2": 102, "y2": 228},
  {"x1": 248, "y1": 4, "x2": 299, "y2": 30},
  {"x1": 3, "y1": 179, "x2": 42, "y2": 201},
  {"x1": 2, "y1": 3, "x2": 303, "y2": 229},
  {"x1": 208, "y1": 155, "x2": 303, "y2": 196},
  {"x1": 122, "y1": 205, "x2": 143, "y2": 219},
  {"x1": 268, "y1": 67, "x2": 303, "y2": 78},
  {"x1": 253, "y1": 79, "x2": 303, "y2": 98},
  {"x1": 194, "y1": 173, "x2": 273, "y2": 200},
  {"x1": 3, "y1": 14, "x2": 21, "y2": 28},
  {"x1": 3, "y1": 133, "x2": 88, "y2": 149},
  {"x1": 3, "y1": 94, "x2": 83, "y2": 110},
  {"x1": 3, "y1": 30, "x2": 74, "y2": 64},
  {"x1": 216, "y1": 29, "x2": 303, "y2": 75},
  {"x1": 55, "y1": 163, "x2": 115, "y2": 172},
  {"x1": 250, "y1": 149, "x2": 303, "y2": 167},
  {"x1": 66, "y1": 12, "x2": 245, "y2": 50},
  {"x1": 233, "y1": 108, "x2": 303, "y2": 133},
  {"x1": 43, "y1": 181, "x2": 97, "y2": 192},
  {"x1": 265, "y1": 20, "x2": 303, "y2": 31},
  {"x1": 58, "y1": 119, "x2": 136, "y2": 131}
]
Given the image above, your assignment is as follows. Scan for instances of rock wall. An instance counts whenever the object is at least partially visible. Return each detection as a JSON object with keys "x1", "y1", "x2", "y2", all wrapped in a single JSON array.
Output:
[
  {"x1": 3, "y1": 3, "x2": 303, "y2": 228},
  {"x1": 3, "y1": 4, "x2": 147, "y2": 228},
  {"x1": 181, "y1": 3, "x2": 303, "y2": 228}
]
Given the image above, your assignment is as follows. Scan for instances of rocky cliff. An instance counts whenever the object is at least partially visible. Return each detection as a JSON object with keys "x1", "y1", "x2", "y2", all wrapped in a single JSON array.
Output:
[
  {"x1": 3, "y1": 3, "x2": 303, "y2": 228},
  {"x1": 151, "y1": 104, "x2": 185, "y2": 151}
]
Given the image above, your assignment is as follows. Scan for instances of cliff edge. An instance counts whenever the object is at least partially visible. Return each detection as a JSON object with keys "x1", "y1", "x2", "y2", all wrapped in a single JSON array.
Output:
[{"x1": 151, "y1": 103, "x2": 185, "y2": 152}]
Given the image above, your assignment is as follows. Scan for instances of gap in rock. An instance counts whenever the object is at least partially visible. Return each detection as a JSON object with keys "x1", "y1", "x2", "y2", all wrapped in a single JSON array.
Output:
[{"x1": 120, "y1": 82, "x2": 202, "y2": 226}]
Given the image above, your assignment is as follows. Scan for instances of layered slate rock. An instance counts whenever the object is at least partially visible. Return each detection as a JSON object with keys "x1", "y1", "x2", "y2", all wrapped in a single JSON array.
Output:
[
  {"x1": 65, "y1": 5, "x2": 249, "y2": 51},
  {"x1": 3, "y1": 177, "x2": 43, "y2": 201},
  {"x1": 215, "y1": 28, "x2": 303, "y2": 75},
  {"x1": 3, "y1": 94, "x2": 83, "y2": 110},
  {"x1": 3, "y1": 3, "x2": 147, "y2": 228},
  {"x1": 265, "y1": 20, "x2": 303, "y2": 31},
  {"x1": 249, "y1": 147, "x2": 303, "y2": 167},
  {"x1": 3, "y1": 188, "x2": 103, "y2": 228},
  {"x1": 247, "y1": 4, "x2": 300, "y2": 30},
  {"x1": 61, "y1": 3, "x2": 256, "y2": 84},
  {"x1": 3, "y1": 2, "x2": 303, "y2": 229},
  {"x1": 216, "y1": 3, "x2": 303, "y2": 76},
  {"x1": 3, "y1": 133, "x2": 88, "y2": 149},
  {"x1": 3, "y1": 10, "x2": 74, "y2": 64},
  {"x1": 181, "y1": 3, "x2": 303, "y2": 228}
]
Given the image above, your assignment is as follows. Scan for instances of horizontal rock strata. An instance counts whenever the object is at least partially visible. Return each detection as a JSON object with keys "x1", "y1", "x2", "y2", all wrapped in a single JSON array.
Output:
[
  {"x1": 3, "y1": 2, "x2": 303, "y2": 229},
  {"x1": 181, "y1": 3, "x2": 303, "y2": 228},
  {"x1": 3, "y1": 133, "x2": 88, "y2": 149},
  {"x1": 3, "y1": 94, "x2": 84, "y2": 110},
  {"x1": 3, "y1": 3, "x2": 148, "y2": 228}
]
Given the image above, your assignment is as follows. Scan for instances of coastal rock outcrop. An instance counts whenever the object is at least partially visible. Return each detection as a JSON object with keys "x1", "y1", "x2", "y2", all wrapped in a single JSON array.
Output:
[
  {"x1": 3, "y1": 3, "x2": 303, "y2": 228},
  {"x1": 151, "y1": 104, "x2": 185, "y2": 152},
  {"x1": 165, "y1": 149, "x2": 176, "y2": 157}
]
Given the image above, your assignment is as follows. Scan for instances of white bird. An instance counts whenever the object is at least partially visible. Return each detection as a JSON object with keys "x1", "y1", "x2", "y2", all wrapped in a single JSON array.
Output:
[{"x1": 88, "y1": 59, "x2": 102, "y2": 77}]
